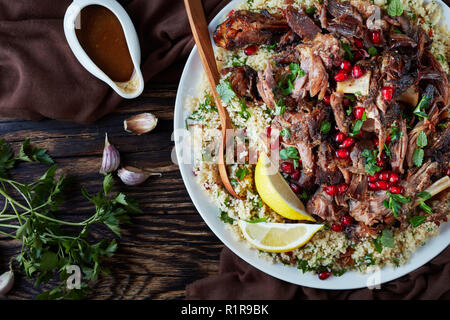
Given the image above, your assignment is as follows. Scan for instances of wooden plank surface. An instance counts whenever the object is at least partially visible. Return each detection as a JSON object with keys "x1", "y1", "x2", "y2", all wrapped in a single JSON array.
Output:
[{"x1": 0, "y1": 82, "x2": 224, "y2": 300}]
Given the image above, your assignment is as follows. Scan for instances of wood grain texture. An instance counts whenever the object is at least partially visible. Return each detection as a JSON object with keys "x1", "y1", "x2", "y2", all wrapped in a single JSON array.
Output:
[{"x1": 0, "y1": 83, "x2": 223, "y2": 300}]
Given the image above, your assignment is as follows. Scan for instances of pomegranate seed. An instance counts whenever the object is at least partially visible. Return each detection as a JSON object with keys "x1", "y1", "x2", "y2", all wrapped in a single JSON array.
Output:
[
  {"x1": 266, "y1": 127, "x2": 271, "y2": 137},
  {"x1": 389, "y1": 172, "x2": 400, "y2": 184},
  {"x1": 371, "y1": 30, "x2": 381, "y2": 44},
  {"x1": 281, "y1": 162, "x2": 294, "y2": 174},
  {"x1": 367, "y1": 174, "x2": 378, "y2": 182},
  {"x1": 331, "y1": 223, "x2": 344, "y2": 232},
  {"x1": 340, "y1": 137, "x2": 355, "y2": 148},
  {"x1": 351, "y1": 65, "x2": 365, "y2": 79},
  {"x1": 290, "y1": 169, "x2": 300, "y2": 180},
  {"x1": 323, "y1": 94, "x2": 331, "y2": 104},
  {"x1": 341, "y1": 216, "x2": 353, "y2": 226},
  {"x1": 354, "y1": 107, "x2": 365, "y2": 120},
  {"x1": 343, "y1": 98, "x2": 351, "y2": 106},
  {"x1": 376, "y1": 159, "x2": 385, "y2": 168},
  {"x1": 428, "y1": 28, "x2": 433, "y2": 37},
  {"x1": 244, "y1": 45, "x2": 258, "y2": 56},
  {"x1": 378, "y1": 171, "x2": 390, "y2": 181},
  {"x1": 369, "y1": 182, "x2": 379, "y2": 190},
  {"x1": 354, "y1": 50, "x2": 363, "y2": 60},
  {"x1": 340, "y1": 60, "x2": 352, "y2": 72},
  {"x1": 381, "y1": 86, "x2": 394, "y2": 101},
  {"x1": 289, "y1": 182, "x2": 301, "y2": 194},
  {"x1": 324, "y1": 185, "x2": 338, "y2": 196},
  {"x1": 373, "y1": 138, "x2": 379, "y2": 146},
  {"x1": 318, "y1": 271, "x2": 331, "y2": 280},
  {"x1": 386, "y1": 135, "x2": 392, "y2": 143},
  {"x1": 336, "y1": 148, "x2": 350, "y2": 159},
  {"x1": 335, "y1": 132, "x2": 347, "y2": 144},
  {"x1": 354, "y1": 38, "x2": 363, "y2": 48},
  {"x1": 376, "y1": 180, "x2": 389, "y2": 190},
  {"x1": 389, "y1": 185, "x2": 404, "y2": 194},
  {"x1": 227, "y1": 9, "x2": 235, "y2": 17},
  {"x1": 446, "y1": 167, "x2": 450, "y2": 176},
  {"x1": 337, "y1": 183, "x2": 349, "y2": 194},
  {"x1": 380, "y1": 152, "x2": 388, "y2": 160},
  {"x1": 334, "y1": 70, "x2": 349, "y2": 82}
]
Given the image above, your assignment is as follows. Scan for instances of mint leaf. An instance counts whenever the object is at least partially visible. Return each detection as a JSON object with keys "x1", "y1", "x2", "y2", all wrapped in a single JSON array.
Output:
[
  {"x1": 419, "y1": 201, "x2": 432, "y2": 214},
  {"x1": 368, "y1": 47, "x2": 378, "y2": 56},
  {"x1": 388, "y1": 0, "x2": 403, "y2": 17},
  {"x1": 417, "y1": 191, "x2": 431, "y2": 200},
  {"x1": 414, "y1": 95, "x2": 431, "y2": 119},
  {"x1": 280, "y1": 128, "x2": 291, "y2": 138},
  {"x1": 416, "y1": 131, "x2": 428, "y2": 148},
  {"x1": 413, "y1": 148, "x2": 424, "y2": 167},
  {"x1": 220, "y1": 210, "x2": 234, "y2": 224}
]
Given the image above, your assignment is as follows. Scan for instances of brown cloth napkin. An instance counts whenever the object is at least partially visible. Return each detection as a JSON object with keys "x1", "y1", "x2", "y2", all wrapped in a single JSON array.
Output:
[
  {"x1": 186, "y1": 246, "x2": 450, "y2": 299},
  {"x1": 0, "y1": 0, "x2": 229, "y2": 123}
]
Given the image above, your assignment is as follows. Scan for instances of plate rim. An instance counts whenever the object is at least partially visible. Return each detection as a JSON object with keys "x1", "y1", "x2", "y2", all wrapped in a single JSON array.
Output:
[{"x1": 174, "y1": 0, "x2": 450, "y2": 290}]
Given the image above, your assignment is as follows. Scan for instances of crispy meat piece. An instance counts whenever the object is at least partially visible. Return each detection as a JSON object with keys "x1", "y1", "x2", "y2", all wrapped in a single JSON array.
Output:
[
  {"x1": 327, "y1": 0, "x2": 363, "y2": 23},
  {"x1": 349, "y1": 191, "x2": 390, "y2": 226},
  {"x1": 256, "y1": 63, "x2": 277, "y2": 108},
  {"x1": 428, "y1": 126, "x2": 450, "y2": 165},
  {"x1": 285, "y1": 6, "x2": 321, "y2": 41},
  {"x1": 311, "y1": 33, "x2": 341, "y2": 69},
  {"x1": 213, "y1": 10, "x2": 289, "y2": 50},
  {"x1": 390, "y1": 119, "x2": 408, "y2": 174},
  {"x1": 402, "y1": 160, "x2": 441, "y2": 198},
  {"x1": 315, "y1": 142, "x2": 344, "y2": 185},
  {"x1": 221, "y1": 66, "x2": 259, "y2": 100},
  {"x1": 295, "y1": 45, "x2": 329, "y2": 100},
  {"x1": 307, "y1": 186, "x2": 344, "y2": 222},
  {"x1": 330, "y1": 92, "x2": 350, "y2": 134},
  {"x1": 349, "y1": 140, "x2": 373, "y2": 175}
]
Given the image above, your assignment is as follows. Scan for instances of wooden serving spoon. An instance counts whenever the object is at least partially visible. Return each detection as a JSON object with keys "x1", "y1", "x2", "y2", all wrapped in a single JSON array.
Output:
[{"x1": 184, "y1": 0, "x2": 244, "y2": 200}]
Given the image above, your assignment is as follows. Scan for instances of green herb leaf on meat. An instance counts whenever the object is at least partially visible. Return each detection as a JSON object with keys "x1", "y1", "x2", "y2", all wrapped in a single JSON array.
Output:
[
  {"x1": 413, "y1": 148, "x2": 424, "y2": 167},
  {"x1": 305, "y1": 6, "x2": 316, "y2": 14},
  {"x1": 387, "y1": 0, "x2": 403, "y2": 17},
  {"x1": 416, "y1": 131, "x2": 428, "y2": 148},
  {"x1": 383, "y1": 192, "x2": 411, "y2": 217},
  {"x1": 320, "y1": 121, "x2": 331, "y2": 134},
  {"x1": 280, "y1": 128, "x2": 291, "y2": 138},
  {"x1": 340, "y1": 41, "x2": 354, "y2": 61},
  {"x1": 413, "y1": 95, "x2": 431, "y2": 119},
  {"x1": 368, "y1": 47, "x2": 378, "y2": 56},
  {"x1": 419, "y1": 201, "x2": 433, "y2": 214},
  {"x1": 417, "y1": 191, "x2": 432, "y2": 200},
  {"x1": 362, "y1": 149, "x2": 382, "y2": 176},
  {"x1": 280, "y1": 147, "x2": 299, "y2": 159},
  {"x1": 274, "y1": 99, "x2": 286, "y2": 115}
]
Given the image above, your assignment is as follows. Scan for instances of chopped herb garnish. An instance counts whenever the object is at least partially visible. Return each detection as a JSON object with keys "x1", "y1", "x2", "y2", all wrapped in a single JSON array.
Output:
[
  {"x1": 320, "y1": 121, "x2": 331, "y2": 134},
  {"x1": 413, "y1": 95, "x2": 431, "y2": 119},
  {"x1": 293, "y1": 159, "x2": 300, "y2": 170},
  {"x1": 350, "y1": 119, "x2": 364, "y2": 136},
  {"x1": 373, "y1": 236, "x2": 383, "y2": 253},
  {"x1": 261, "y1": 43, "x2": 277, "y2": 51},
  {"x1": 279, "y1": 63, "x2": 305, "y2": 95},
  {"x1": 409, "y1": 215, "x2": 427, "y2": 227},
  {"x1": 390, "y1": 123, "x2": 402, "y2": 142},
  {"x1": 305, "y1": 6, "x2": 316, "y2": 14},
  {"x1": 274, "y1": 99, "x2": 286, "y2": 115},
  {"x1": 280, "y1": 147, "x2": 300, "y2": 159},
  {"x1": 436, "y1": 54, "x2": 446, "y2": 64},
  {"x1": 362, "y1": 149, "x2": 382, "y2": 176},
  {"x1": 383, "y1": 192, "x2": 411, "y2": 217},
  {"x1": 417, "y1": 191, "x2": 431, "y2": 200},
  {"x1": 340, "y1": 41, "x2": 354, "y2": 61},
  {"x1": 244, "y1": 217, "x2": 267, "y2": 223},
  {"x1": 220, "y1": 210, "x2": 235, "y2": 224},
  {"x1": 236, "y1": 167, "x2": 250, "y2": 181},
  {"x1": 346, "y1": 106, "x2": 353, "y2": 116},
  {"x1": 231, "y1": 55, "x2": 247, "y2": 67},
  {"x1": 419, "y1": 201, "x2": 432, "y2": 214},
  {"x1": 368, "y1": 47, "x2": 378, "y2": 56},
  {"x1": 392, "y1": 28, "x2": 403, "y2": 34},
  {"x1": 280, "y1": 128, "x2": 291, "y2": 138},
  {"x1": 238, "y1": 99, "x2": 251, "y2": 120},
  {"x1": 344, "y1": 94, "x2": 356, "y2": 102},
  {"x1": 217, "y1": 80, "x2": 236, "y2": 103}
]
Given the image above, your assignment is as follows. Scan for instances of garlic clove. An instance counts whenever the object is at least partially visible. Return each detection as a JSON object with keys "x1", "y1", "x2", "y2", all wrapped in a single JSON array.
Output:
[
  {"x1": 124, "y1": 113, "x2": 158, "y2": 135},
  {"x1": 117, "y1": 166, "x2": 161, "y2": 186},
  {"x1": 100, "y1": 133, "x2": 121, "y2": 175},
  {"x1": 0, "y1": 269, "x2": 14, "y2": 296}
]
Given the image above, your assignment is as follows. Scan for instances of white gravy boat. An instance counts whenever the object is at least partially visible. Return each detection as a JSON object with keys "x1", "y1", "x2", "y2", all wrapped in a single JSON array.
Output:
[{"x1": 63, "y1": 0, "x2": 144, "y2": 99}]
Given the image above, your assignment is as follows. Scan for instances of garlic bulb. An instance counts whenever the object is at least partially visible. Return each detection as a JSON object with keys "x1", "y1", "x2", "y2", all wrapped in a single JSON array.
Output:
[
  {"x1": 117, "y1": 166, "x2": 161, "y2": 186},
  {"x1": 124, "y1": 113, "x2": 158, "y2": 135},
  {"x1": 0, "y1": 269, "x2": 14, "y2": 296},
  {"x1": 100, "y1": 133, "x2": 120, "y2": 174}
]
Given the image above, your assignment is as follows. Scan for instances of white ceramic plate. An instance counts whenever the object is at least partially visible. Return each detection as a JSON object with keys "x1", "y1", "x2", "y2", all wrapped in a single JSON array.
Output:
[{"x1": 174, "y1": 0, "x2": 450, "y2": 289}]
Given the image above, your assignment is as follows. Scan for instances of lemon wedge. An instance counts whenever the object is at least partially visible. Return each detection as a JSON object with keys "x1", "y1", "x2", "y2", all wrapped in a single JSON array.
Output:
[
  {"x1": 255, "y1": 153, "x2": 315, "y2": 221},
  {"x1": 238, "y1": 220, "x2": 323, "y2": 252}
]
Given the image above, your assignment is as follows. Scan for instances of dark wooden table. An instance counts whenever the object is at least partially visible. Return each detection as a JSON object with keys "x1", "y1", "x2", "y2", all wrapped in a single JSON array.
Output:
[{"x1": 0, "y1": 82, "x2": 223, "y2": 299}]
